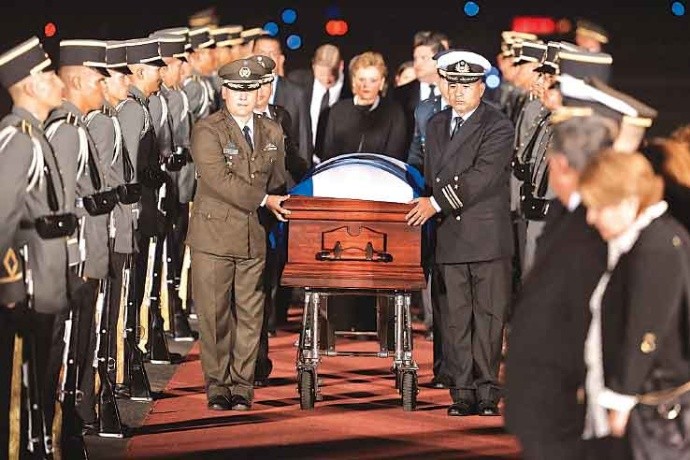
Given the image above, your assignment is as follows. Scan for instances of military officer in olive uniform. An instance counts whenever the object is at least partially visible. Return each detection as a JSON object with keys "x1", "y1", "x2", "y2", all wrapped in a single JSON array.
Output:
[
  {"x1": 0, "y1": 36, "x2": 73, "y2": 457},
  {"x1": 186, "y1": 58, "x2": 289, "y2": 411}
]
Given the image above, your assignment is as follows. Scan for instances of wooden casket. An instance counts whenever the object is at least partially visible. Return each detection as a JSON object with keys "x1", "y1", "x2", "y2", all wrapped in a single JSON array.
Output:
[{"x1": 280, "y1": 196, "x2": 426, "y2": 291}]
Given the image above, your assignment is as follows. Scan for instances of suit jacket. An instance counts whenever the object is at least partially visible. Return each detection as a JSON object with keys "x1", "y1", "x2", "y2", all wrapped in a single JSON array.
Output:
[
  {"x1": 267, "y1": 104, "x2": 309, "y2": 186},
  {"x1": 407, "y1": 94, "x2": 443, "y2": 174},
  {"x1": 273, "y1": 76, "x2": 311, "y2": 169},
  {"x1": 287, "y1": 67, "x2": 352, "y2": 153},
  {"x1": 504, "y1": 203, "x2": 607, "y2": 444},
  {"x1": 0, "y1": 107, "x2": 70, "y2": 313},
  {"x1": 601, "y1": 214, "x2": 690, "y2": 396},
  {"x1": 186, "y1": 110, "x2": 287, "y2": 259},
  {"x1": 424, "y1": 101, "x2": 515, "y2": 264},
  {"x1": 392, "y1": 79, "x2": 421, "y2": 152}
]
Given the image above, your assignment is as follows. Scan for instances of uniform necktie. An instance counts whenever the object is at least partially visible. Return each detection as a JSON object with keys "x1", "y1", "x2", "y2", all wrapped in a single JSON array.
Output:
[
  {"x1": 451, "y1": 116, "x2": 464, "y2": 138},
  {"x1": 243, "y1": 125, "x2": 253, "y2": 152},
  {"x1": 428, "y1": 83, "x2": 436, "y2": 100}
]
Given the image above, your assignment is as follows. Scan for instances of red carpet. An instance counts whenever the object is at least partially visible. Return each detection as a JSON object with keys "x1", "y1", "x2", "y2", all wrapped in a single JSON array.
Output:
[{"x1": 126, "y1": 316, "x2": 522, "y2": 459}]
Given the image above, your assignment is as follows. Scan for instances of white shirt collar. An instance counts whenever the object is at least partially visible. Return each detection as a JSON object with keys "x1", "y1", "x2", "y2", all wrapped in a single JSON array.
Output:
[
  {"x1": 269, "y1": 76, "x2": 278, "y2": 105},
  {"x1": 607, "y1": 201, "x2": 668, "y2": 269},
  {"x1": 451, "y1": 106, "x2": 478, "y2": 124},
  {"x1": 231, "y1": 114, "x2": 254, "y2": 133},
  {"x1": 421, "y1": 81, "x2": 438, "y2": 101}
]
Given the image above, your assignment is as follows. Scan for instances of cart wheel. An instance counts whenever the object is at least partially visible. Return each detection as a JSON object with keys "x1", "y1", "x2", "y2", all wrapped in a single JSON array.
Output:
[
  {"x1": 401, "y1": 371, "x2": 417, "y2": 411},
  {"x1": 299, "y1": 370, "x2": 316, "y2": 410}
]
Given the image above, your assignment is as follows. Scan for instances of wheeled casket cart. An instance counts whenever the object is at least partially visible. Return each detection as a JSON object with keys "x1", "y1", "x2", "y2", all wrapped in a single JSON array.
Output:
[{"x1": 280, "y1": 196, "x2": 426, "y2": 411}]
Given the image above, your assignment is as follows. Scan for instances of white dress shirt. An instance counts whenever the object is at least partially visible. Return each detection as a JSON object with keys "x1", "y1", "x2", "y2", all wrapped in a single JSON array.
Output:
[{"x1": 309, "y1": 73, "x2": 344, "y2": 145}]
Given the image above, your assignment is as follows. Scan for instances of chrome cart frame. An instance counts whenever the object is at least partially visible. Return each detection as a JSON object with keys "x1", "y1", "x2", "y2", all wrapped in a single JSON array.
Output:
[{"x1": 296, "y1": 288, "x2": 418, "y2": 411}]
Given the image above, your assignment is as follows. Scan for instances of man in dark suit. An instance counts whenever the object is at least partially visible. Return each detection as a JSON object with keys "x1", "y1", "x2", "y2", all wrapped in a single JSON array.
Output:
[
  {"x1": 253, "y1": 36, "x2": 311, "y2": 173},
  {"x1": 392, "y1": 32, "x2": 447, "y2": 153},
  {"x1": 504, "y1": 108, "x2": 615, "y2": 460},
  {"x1": 287, "y1": 43, "x2": 351, "y2": 162},
  {"x1": 406, "y1": 51, "x2": 514, "y2": 417}
]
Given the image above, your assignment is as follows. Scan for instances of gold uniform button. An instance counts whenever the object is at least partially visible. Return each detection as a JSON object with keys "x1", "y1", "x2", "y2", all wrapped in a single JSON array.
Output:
[
  {"x1": 640, "y1": 333, "x2": 657, "y2": 354},
  {"x1": 206, "y1": 213, "x2": 211, "y2": 219},
  {"x1": 435, "y1": 177, "x2": 440, "y2": 183},
  {"x1": 454, "y1": 175, "x2": 458, "y2": 181},
  {"x1": 673, "y1": 235, "x2": 682, "y2": 247},
  {"x1": 455, "y1": 216, "x2": 461, "y2": 221},
  {"x1": 250, "y1": 173, "x2": 255, "y2": 179}
]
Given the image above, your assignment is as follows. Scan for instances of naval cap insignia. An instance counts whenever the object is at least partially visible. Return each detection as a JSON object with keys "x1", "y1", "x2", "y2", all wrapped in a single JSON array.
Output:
[
  {"x1": 455, "y1": 60, "x2": 470, "y2": 73},
  {"x1": 239, "y1": 66, "x2": 251, "y2": 78}
]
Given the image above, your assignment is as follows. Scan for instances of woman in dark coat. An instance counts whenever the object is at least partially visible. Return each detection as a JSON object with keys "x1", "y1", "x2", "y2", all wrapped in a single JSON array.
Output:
[
  {"x1": 321, "y1": 51, "x2": 407, "y2": 161},
  {"x1": 579, "y1": 150, "x2": 690, "y2": 459}
]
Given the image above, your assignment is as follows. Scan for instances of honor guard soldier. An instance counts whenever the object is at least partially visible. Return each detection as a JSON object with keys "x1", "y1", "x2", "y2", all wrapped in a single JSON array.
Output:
[
  {"x1": 211, "y1": 25, "x2": 244, "y2": 68},
  {"x1": 45, "y1": 39, "x2": 116, "y2": 441},
  {"x1": 119, "y1": 37, "x2": 167, "y2": 310},
  {"x1": 184, "y1": 27, "x2": 218, "y2": 120},
  {"x1": 239, "y1": 27, "x2": 270, "y2": 60},
  {"x1": 0, "y1": 36, "x2": 74, "y2": 458},
  {"x1": 150, "y1": 30, "x2": 196, "y2": 340},
  {"x1": 496, "y1": 31, "x2": 537, "y2": 120},
  {"x1": 186, "y1": 58, "x2": 289, "y2": 411},
  {"x1": 406, "y1": 51, "x2": 515, "y2": 417}
]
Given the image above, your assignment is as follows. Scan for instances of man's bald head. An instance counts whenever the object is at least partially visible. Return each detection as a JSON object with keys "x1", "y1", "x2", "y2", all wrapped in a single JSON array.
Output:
[{"x1": 58, "y1": 65, "x2": 105, "y2": 113}]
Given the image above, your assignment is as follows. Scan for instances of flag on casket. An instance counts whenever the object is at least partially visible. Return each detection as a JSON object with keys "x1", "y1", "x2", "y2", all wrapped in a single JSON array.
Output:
[{"x1": 270, "y1": 153, "x2": 433, "y2": 274}]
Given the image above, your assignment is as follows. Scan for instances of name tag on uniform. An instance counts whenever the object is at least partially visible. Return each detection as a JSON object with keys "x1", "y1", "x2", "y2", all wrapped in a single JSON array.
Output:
[
  {"x1": 263, "y1": 142, "x2": 278, "y2": 151},
  {"x1": 223, "y1": 142, "x2": 239, "y2": 156}
]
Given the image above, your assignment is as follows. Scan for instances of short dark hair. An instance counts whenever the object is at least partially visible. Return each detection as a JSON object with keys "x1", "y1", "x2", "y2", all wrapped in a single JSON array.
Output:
[
  {"x1": 413, "y1": 30, "x2": 448, "y2": 54},
  {"x1": 550, "y1": 115, "x2": 616, "y2": 172}
]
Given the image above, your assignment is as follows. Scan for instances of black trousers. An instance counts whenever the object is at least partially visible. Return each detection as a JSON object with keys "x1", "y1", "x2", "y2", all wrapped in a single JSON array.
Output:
[
  {"x1": 434, "y1": 258, "x2": 511, "y2": 404},
  {"x1": 72, "y1": 278, "x2": 100, "y2": 425}
]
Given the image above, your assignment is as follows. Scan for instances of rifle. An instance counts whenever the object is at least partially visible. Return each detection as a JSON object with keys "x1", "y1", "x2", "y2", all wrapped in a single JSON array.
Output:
[
  {"x1": 57, "y1": 302, "x2": 88, "y2": 458},
  {"x1": 144, "y1": 234, "x2": 171, "y2": 364},
  {"x1": 19, "y1": 244, "x2": 53, "y2": 458},
  {"x1": 122, "y1": 254, "x2": 153, "y2": 401},
  {"x1": 94, "y1": 278, "x2": 124, "y2": 438},
  {"x1": 164, "y1": 235, "x2": 193, "y2": 341}
]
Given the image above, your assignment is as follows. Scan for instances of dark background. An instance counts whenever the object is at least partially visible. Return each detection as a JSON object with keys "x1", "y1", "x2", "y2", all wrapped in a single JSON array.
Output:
[{"x1": 2, "y1": 0, "x2": 688, "y2": 136}]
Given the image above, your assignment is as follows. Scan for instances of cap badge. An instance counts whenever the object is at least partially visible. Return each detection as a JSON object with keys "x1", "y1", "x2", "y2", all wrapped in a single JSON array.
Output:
[
  {"x1": 455, "y1": 60, "x2": 470, "y2": 73},
  {"x1": 239, "y1": 66, "x2": 251, "y2": 78}
]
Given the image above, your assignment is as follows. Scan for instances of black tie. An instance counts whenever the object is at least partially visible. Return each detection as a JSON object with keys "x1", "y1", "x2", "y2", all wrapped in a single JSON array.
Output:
[
  {"x1": 320, "y1": 88, "x2": 330, "y2": 113},
  {"x1": 243, "y1": 125, "x2": 253, "y2": 152},
  {"x1": 428, "y1": 84, "x2": 436, "y2": 100},
  {"x1": 451, "y1": 117, "x2": 464, "y2": 139}
]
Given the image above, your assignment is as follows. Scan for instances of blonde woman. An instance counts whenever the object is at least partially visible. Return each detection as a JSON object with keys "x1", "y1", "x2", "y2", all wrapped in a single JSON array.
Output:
[
  {"x1": 321, "y1": 51, "x2": 407, "y2": 161},
  {"x1": 579, "y1": 150, "x2": 690, "y2": 459}
]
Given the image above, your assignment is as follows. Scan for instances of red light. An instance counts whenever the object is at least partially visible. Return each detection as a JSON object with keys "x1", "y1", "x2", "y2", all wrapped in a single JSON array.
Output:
[
  {"x1": 44, "y1": 22, "x2": 57, "y2": 38},
  {"x1": 326, "y1": 19, "x2": 348, "y2": 36},
  {"x1": 511, "y1": 16, "x2": 556, "y2": 35}
]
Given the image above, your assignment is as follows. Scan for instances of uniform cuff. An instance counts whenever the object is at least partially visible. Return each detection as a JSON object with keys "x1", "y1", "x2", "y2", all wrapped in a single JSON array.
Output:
[{"x1": 430, "y1": 196, "x2": 442, "y2": 213}]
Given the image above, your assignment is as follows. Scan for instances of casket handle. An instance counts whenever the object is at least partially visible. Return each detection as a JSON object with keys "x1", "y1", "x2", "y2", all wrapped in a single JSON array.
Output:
[{"x1": 315, "y1": 241, "x2": 393, "y2": 263}]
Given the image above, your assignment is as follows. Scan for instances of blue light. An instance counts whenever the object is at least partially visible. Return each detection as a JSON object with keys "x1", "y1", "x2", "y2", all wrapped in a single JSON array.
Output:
[
  {"x1": 263, "y1": 21, "x2": 279, "y2": 37},
  {"x1": 671, "y1": 1, "x2": 686, "y2": 16},
  {"x1": 486, "y1": 74, "x2": 501, "y2": 89},
  {"x1": 464, "y1": 1, "x2": 480, "y2": 17},
  {"x1": 325, "y1": 5, "x2": 341, "y2": 19},
  {"x1": 286, "y1": 34, "x2": 302, "y2": 50},
  {"x1": 487, "y1": 66, "x2": 500, "y2": 76},
  {"x1": 282, "y1": 8, "x2": 298, "y2": 24}
]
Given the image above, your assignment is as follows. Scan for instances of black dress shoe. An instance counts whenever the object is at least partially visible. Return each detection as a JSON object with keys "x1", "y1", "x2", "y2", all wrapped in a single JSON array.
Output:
[
  {"x1": 113, "y1": 384, "x2": 131, "y2": 399},
  {"x1": 424, "y1": 330, "x2": 434, "y2": 342},
  {"x1": 253, "y1": 377, "x2": 269, "y2": 387},
  {"x1": 447, "y1": 400, "x2": 476, "y2": 416},
  {"x1": 231, "y1": 395, "x2": 251, "y2": 411},
  {"x1": 207, "y1": 395, "x2": 231, "y2": 411},
  {"x1": 267, "y1": 330, "x2": 277, "y2": 338},
  {"x1": 429, "y1": 376, "x2": 449, "y2": 389},
  {"x1": 477, "y1": 400, "x2": 500, "y2": 416}
]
